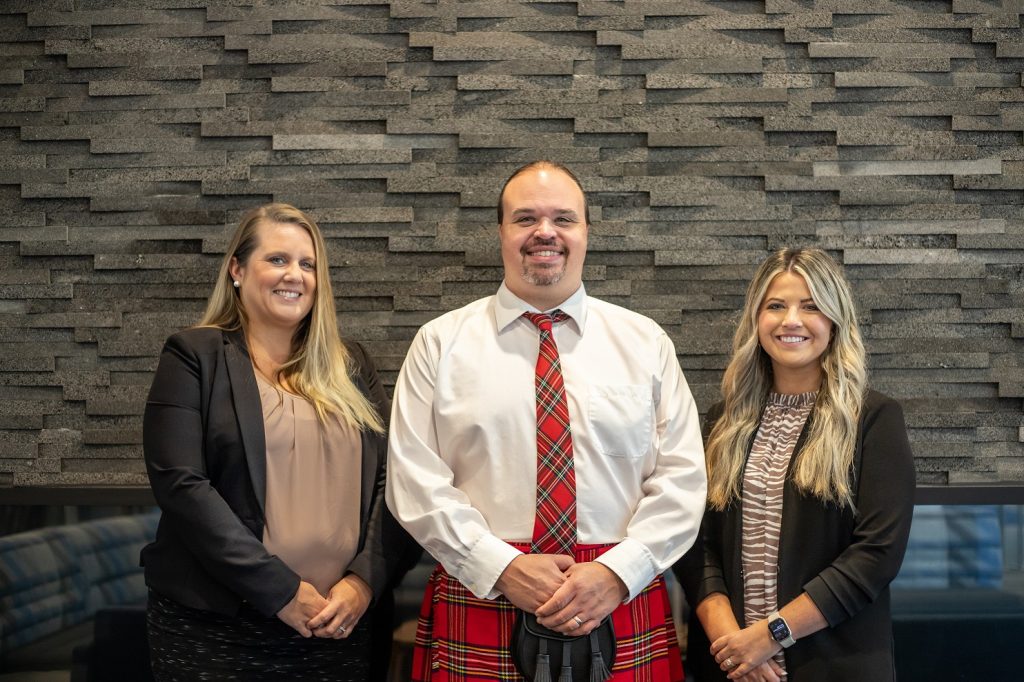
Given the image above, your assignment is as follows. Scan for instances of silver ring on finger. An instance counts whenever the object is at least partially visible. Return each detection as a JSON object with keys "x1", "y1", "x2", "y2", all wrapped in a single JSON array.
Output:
[
  {"x1": 337, "y1": 624, "x2": 347, "y2": 634},
  {"x1": 724, "y1": 657, "x2": 735, "y2": 669},
  {"x1": 572, "y1": 615, "x2": 584, "y2": 628}
]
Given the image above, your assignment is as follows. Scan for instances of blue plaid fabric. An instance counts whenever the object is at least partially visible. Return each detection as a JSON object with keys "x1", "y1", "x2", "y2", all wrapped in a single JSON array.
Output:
[{"x1": 0, "y1": 510, "x2": 159, "y2": 654}]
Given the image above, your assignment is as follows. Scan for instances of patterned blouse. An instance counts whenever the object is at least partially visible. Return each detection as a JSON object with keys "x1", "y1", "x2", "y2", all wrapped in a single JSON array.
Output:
[{"x1": 741, "y1": 390, "x2": 816, "y2": 672}]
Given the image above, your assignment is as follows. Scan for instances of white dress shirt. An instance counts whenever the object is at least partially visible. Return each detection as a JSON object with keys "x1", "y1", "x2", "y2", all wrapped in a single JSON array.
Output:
[{"x1": 386, "y1": 283, "x2": 707, "y2": 600}]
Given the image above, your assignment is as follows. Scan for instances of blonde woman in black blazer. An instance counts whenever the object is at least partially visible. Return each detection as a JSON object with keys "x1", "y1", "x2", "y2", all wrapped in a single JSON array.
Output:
[
  {"x1": 675, "y1": 248, "x2": 914, "y2": 682},
  {"x1": 142, "y1": 204, "x2": 412, "y2": 681}
]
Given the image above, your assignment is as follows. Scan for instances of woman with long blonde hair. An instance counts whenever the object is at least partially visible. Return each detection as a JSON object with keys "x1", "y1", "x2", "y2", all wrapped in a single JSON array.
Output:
[
  {"x1": 142, "y1": 203, "x2": 413, "y2": 680},
  {"x1": 675, "y1": 248, "x2": 915, "y2": 682}
]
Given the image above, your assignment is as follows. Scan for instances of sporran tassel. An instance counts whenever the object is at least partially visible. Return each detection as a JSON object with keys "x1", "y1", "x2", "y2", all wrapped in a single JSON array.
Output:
[
  {"x1": 590, "y1": 631, "x2": 613, "y2": 682},
  {"x1": 534, "y1": 653, "x2": 552, "y2": 682},
  {"x1": 557, "y1": 640, "x2": 574, "y2": 682}
]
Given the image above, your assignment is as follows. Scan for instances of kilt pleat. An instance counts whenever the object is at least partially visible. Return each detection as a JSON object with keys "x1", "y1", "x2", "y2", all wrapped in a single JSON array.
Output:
[{"x1": 411, "y1": 543, "x2": 683, "y2": 682}]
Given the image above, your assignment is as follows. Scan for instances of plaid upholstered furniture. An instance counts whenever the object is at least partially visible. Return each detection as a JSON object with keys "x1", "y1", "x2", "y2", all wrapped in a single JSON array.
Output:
[{"x1": 0, "y1": 511, "x2": 158, "y2": 674}]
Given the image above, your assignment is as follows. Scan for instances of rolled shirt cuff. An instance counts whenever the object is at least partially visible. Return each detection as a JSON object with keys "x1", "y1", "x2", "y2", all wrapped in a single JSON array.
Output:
[
  {"x1": 453, "y1": 533, "x2": 524, "y2": 600},
  {"x1": 594, "y1": 537, "x2": 659, "y2": 602}
]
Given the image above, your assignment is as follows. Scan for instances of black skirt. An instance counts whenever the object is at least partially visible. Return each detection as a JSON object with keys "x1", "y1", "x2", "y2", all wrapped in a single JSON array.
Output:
[{"x1": 146, "y1": 591, "x2": 372, "y2": 681}]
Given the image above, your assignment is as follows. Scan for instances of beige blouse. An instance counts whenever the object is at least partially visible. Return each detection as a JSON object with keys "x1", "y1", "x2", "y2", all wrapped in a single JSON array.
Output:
[{"x1": 256, "y1": 371, "x2": 362, "y2": 596}]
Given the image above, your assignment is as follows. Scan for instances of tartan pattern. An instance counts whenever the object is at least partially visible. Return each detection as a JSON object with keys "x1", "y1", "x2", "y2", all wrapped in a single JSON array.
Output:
[
  {"x1": 523, "y1": 311, "x2": 577, "y2": 555},
  {"x1": 411, "y1": 543, "x2": 684, "y2": 682}
]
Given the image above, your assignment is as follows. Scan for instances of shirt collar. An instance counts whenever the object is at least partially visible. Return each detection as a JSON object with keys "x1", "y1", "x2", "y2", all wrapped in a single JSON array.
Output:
[{"x1": 494, "y1": 282, "x2": 587, "y2": 334}]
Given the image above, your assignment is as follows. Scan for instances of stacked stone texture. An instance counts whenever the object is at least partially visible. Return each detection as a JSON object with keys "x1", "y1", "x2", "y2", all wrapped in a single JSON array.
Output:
[{"x1": 0, "y1": 1, "x2": 1022, "y2": 489}]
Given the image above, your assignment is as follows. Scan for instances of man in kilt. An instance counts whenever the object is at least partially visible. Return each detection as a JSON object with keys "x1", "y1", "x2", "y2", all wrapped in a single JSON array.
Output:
[{"x1": 387, "y1": 160, "x2": 707, "y2": 681}]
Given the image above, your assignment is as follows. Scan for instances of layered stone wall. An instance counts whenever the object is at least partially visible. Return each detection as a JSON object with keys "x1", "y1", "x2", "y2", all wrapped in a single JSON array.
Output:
[{"x1": 1, "y1": 1, "x2": 1022, "y2": 488}]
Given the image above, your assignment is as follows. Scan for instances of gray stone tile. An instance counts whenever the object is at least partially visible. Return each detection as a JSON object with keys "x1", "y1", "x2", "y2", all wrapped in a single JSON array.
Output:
[{"x1": 0, "y1": 0, "x2": 1022, "y2": 487}]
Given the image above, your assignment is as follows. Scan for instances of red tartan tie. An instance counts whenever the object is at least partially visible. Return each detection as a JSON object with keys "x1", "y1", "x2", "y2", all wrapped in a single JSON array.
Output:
[{"x1": 523, "y1": 311, "x2": 577, "y2": 555}]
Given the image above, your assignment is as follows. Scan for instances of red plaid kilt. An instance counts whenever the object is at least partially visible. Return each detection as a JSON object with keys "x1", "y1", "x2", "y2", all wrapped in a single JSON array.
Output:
[{"x1": 411, "y1": 543, "x2": 683, "y2": 681}]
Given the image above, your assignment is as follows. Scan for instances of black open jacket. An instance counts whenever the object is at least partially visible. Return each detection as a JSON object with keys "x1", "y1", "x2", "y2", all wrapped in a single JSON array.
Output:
[
  {"x1": 674, "y1": 390, "x2": 915, "y2": 682},
  {"x1": 141, "y1": 327, "x2": 415, "y2": 618}
]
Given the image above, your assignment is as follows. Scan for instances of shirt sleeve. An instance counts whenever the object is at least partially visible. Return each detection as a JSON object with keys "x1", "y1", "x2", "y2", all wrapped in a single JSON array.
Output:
[
  {"x1": 672, "y1": 403, "x2": 728, "y2": 607},
  {"x1": 385, "y1": 324, "x2": 522, "y2": 599},
  {"x1": 595, "y1": 330, "x2": 708, "y2": 600},
  {"x1": 802, "y1": 396, "x2": 916, "y2": 626}
]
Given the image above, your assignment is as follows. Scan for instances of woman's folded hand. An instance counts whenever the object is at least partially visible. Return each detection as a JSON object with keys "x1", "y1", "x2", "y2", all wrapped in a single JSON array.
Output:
[
  {"x1": 276, "y1": 581, "x2": 329, "y2": 638},
  {"x1": 308, "y1": 574, "x2": 373, "y2": 639}
]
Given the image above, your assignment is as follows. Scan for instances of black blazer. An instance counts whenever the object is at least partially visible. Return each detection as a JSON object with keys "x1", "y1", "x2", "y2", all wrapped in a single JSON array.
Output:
[
  {"x1": 141, "y1": 327, "x2": 403, "y2": 618},
  {"x1": 675, "y1": 390, "x2": 915, "y2": 682}
]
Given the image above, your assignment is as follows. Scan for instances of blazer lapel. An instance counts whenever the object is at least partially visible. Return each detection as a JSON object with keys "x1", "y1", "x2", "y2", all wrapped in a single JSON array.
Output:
[
  {"x1": 223, "y1": 330, "x2": 268, "y2": 516},
  {"x1": 730, "y1": 423, "x2": 760, "y2": 614}
]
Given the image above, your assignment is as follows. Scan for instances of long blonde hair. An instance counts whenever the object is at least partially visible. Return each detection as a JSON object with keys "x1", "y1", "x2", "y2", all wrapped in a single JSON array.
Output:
[
  {"x1": 200, "y1": 203, "x2": 383, "y2": 433},
  {"x1": 706, "y1": 248, "x2": 866, "y2": 510}
]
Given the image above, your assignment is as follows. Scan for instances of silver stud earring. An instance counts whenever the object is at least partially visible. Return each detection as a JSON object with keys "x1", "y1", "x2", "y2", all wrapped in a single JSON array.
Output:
[{"x1": 233, "y1": 280, "x2": 240, "y2": 288}]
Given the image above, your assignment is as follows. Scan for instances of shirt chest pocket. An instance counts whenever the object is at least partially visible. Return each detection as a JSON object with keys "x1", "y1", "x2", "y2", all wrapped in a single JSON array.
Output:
[{"x1": 587, "y1": 384, "x2": 653, "y2": 458}]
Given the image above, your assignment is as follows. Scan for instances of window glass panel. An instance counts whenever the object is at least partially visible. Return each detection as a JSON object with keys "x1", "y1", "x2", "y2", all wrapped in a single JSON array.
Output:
[{"x1": 893, "y1": 504, "x2": 1024, "y2": 682}]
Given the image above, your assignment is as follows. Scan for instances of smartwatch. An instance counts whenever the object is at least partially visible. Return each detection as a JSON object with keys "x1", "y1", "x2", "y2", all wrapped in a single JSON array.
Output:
[{"x1": 768, "y1": 611, "x2": 796, "y2": 648}]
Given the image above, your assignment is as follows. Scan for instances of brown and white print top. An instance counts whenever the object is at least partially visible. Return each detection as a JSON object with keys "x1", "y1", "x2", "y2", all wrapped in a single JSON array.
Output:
[{"x1": 741, "y1": 391, "x2": 816, "y2": 672}]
